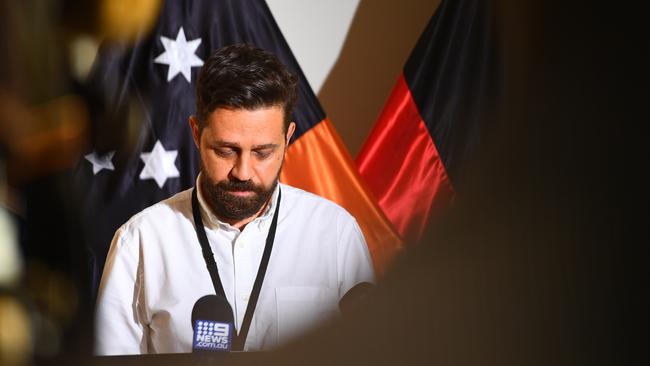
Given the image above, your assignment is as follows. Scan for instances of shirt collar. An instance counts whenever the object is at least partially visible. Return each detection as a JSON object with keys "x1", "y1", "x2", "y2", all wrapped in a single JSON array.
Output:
[{"x1": 195, "y1": 172, "x2": 280, "y2": 232}]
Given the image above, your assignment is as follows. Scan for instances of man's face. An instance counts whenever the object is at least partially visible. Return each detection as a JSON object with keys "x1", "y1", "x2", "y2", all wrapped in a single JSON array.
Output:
[{"x1": 189, "y1": 106, "x2": 295, "y2": 224}]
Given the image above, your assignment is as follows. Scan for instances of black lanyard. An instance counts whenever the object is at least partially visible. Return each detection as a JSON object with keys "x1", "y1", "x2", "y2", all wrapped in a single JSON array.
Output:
[{"x1": 191, "y1": 186, "x2": 281, "y2": 351}]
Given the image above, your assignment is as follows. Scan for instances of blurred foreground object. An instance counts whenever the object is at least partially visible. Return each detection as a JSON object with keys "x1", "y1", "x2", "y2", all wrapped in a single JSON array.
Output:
[
  {"x1": 63, "y1": 0, "x2": 163, "y2": 81},
  {"x1": 0, "y1": 92, "x2": 88, "y2": 185},
  {"x1": 0, "y1": 185, "x2": 28, "y2": 366},
  {"x1": 0, "y1": 0, "x2": 160, "y2": 364},
  {"x1": 253, "y1": 0, "x2": 634, "y2": 365},
  {"x1": 0, "y1": 202, "x2": 21, "y2": 287},
  {"x1": 0, "y1": 296, "x2": 32, "y2": 366},
  {"x1": 63, "y1": 0, "x2": 162, "y2": 43}
]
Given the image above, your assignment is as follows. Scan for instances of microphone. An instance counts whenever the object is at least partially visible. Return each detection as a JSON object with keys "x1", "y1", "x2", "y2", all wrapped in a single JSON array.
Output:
[
  {"x1": 339, "y1": 282, "x2": 375, "y2": 315},
  {"x1": 191, "y1": 295, "x2": 235, "y2": 353}
]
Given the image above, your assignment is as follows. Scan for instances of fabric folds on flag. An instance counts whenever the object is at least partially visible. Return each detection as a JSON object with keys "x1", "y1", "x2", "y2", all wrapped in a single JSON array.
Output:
[
  {"x1": 356, "y1": 0, "x2": 500, "y2": 244},
  {"x1": 281, "y1": 118, "x2": 402, "y2": 276},
  {"x1": 79, "y1": 0, "x2": 402, "y2": 292}
]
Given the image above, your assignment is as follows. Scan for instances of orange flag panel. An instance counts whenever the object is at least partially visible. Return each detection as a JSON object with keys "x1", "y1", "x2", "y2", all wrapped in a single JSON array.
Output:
[{"x1": 281, "y1": 119, "x2": 404, "y2": 276}]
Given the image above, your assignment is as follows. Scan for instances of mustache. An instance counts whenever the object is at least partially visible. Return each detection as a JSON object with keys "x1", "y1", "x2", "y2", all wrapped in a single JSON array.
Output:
[{"x1": 216, "y1": 179, "x2": 262, "y2": 192}]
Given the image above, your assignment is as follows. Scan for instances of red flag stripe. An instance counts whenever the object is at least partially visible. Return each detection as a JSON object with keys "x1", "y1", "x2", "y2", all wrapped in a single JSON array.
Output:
[{"x1": 357, "y1": 74, "x2": 454, "y2": 244}]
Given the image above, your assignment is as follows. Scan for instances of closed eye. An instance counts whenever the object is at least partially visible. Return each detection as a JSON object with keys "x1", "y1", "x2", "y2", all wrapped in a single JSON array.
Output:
[
  {"x1": 214, "y1": 148, "x2": 236, "y2": 157},
  {"x1": 254, "y1": 149, "x2": 273, "y2": 159}
]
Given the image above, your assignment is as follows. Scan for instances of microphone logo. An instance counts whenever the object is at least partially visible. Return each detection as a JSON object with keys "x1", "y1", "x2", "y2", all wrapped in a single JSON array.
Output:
[{"x1": 193, "y1": 320, "x2": 233, "y2": 351}]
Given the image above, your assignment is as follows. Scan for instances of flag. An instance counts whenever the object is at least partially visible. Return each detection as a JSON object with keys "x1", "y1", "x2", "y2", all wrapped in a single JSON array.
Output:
[
  {"x1": 356, "y1": 0, "x2": 500, "y2": 244},
  {"x1": 78, "y1": 0, "x2": 403, "y2": 292}
]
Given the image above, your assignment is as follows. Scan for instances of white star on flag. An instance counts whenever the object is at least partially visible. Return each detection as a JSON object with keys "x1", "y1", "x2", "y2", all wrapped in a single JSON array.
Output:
[
  {"x1": 85, "y1": 151, "x2": 115, "y2": 174},
  {"x1": 154, "y1": 27, "x2": 204, "y2": 83},
  {"x1": 139, "y1": 140, "x2": 180, "y2": 188}
]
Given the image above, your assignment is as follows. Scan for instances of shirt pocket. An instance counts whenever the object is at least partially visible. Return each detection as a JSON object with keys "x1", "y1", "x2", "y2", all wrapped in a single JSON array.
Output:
[{"x1": 275, "y1": 286, "x2": 338, "y2": 345}]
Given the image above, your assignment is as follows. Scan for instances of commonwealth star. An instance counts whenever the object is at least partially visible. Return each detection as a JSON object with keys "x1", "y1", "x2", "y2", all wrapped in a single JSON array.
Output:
[
  {"x1": 139, "y1": 140, "x2": 180, "y2": 188},
  {"x1": 85, "y1": 151, "x2": 115, "y2": 175},
  {"x1": 154, "y1": 27, "x2": 204, "y2": 83}
]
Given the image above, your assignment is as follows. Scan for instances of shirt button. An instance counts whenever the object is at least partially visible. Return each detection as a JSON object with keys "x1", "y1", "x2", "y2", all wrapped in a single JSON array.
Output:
[
  {"x1": 238, "y1": 239, "x2": 247, "y2": 248},
  {"x1": 242, "y1": 295, "x2": 250, "y2": 302}
]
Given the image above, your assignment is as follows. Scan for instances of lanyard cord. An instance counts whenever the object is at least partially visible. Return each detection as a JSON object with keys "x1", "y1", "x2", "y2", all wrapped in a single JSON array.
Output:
[{"x1": 191, "y1": 186, "x2": 281, "y2": 351}]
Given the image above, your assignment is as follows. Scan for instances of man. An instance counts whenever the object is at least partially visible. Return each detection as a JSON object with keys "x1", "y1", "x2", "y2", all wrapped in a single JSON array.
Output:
[{"x1": 94, "y1": 44, "x2": 375, "y2": 354}]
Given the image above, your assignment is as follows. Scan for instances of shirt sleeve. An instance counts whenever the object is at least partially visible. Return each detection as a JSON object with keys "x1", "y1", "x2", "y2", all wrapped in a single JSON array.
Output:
[
  {"x1": 94, "y1": 225, "x2": 148, "y2": 355},
  {"x1": 336, "y1": 212, "x2": 376, "y2": 299}
]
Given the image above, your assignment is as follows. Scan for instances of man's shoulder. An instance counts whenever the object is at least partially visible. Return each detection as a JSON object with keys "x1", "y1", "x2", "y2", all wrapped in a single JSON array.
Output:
[
  {"x1": 118, "y1": 188, "x2": 193, "y2": 234},
  {"x1": 279, "y1": 183, "x2": 355, "y2": 221}
]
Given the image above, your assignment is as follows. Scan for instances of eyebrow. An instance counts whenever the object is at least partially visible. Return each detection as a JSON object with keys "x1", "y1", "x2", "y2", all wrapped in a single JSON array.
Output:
[{"x1": 210, "y1": 140, "x2": 279, "y2": 150}]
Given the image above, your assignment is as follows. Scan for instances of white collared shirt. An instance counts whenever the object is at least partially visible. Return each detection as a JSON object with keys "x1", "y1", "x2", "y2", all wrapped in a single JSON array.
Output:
[{"x1": 95, "y1": 179, "x2": 375, "y2": 354}]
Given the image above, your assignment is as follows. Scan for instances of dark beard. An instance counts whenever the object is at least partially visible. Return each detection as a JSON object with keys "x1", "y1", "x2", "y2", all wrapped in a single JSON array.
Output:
[{"x1": 201, "y1": 174, "x2": 278, "y2": 222}]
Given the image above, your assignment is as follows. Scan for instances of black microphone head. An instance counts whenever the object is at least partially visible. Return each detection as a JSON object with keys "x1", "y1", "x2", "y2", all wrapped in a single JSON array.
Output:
[
  {"x1": 191, "y1": 295, "x2": 235, "y2": 353},
  {"x1": 339, "y1": 282, "x2": 375, "y2": 315},
  {"x1": 191, "y1": 294, "x2": 234, "y2": 330}
]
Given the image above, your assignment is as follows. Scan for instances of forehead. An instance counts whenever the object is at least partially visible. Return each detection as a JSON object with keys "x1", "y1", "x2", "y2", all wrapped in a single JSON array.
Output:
[{"x1": 201, "y1": 106, "x2": 285, "y2": 142}]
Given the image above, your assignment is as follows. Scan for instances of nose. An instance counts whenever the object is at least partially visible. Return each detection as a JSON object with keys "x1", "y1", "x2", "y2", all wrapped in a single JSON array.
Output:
[{"x1": 230, "y1": 153, "x2": 253, "y2": 181}]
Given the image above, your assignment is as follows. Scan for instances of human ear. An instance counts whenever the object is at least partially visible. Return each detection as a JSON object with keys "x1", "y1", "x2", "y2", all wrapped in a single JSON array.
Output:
[
  {"x1": 189, "y1": 115, "x2": 200, "y2": 148},
  {"x1": 285, "y1": 122, "x2": 296, "y2": 148}
]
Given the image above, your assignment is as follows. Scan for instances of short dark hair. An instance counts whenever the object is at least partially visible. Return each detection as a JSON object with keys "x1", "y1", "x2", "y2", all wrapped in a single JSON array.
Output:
[{"x1": 195, "y1": 43, "x2": 298, "y2": 132}]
